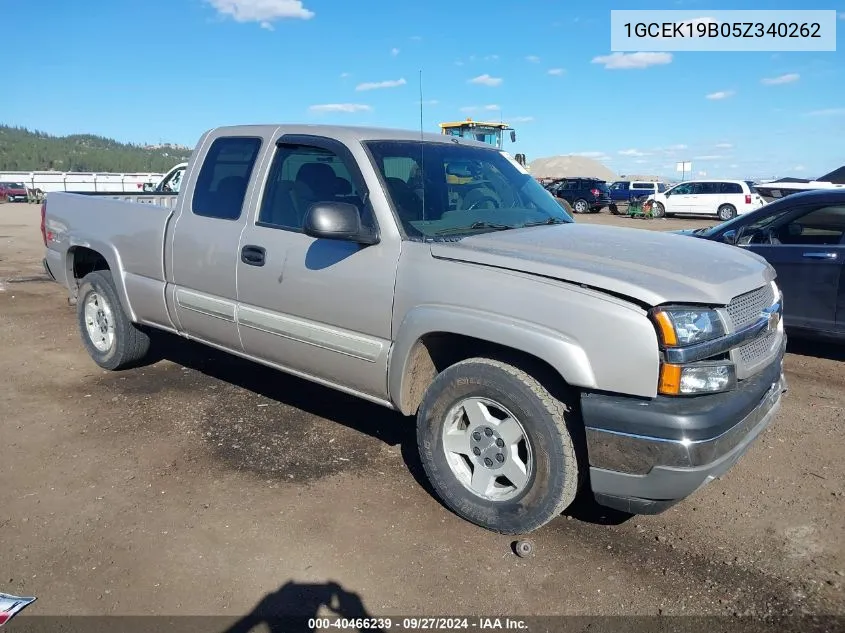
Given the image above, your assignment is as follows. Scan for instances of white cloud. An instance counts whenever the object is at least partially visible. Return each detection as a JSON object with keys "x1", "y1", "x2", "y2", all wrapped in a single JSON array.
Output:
[
  {"x1": 460, "y1": 106, "x2": 479, "y2": 113},
  {"x1": 510, "y1": 116, "x2": 534, "y2": 122},
  {"x1": 484, "y1": 104, "x2": 500, "y2": 111},
  {"x1": 793, "y1": 165, "x2": 806, "y2": 171},
  {"x1": 761, "y1": 73, "x2": 800, "y2": 85},
  {"x1": 391, "y1": 47, "x2": 400, "y2": 56},
  {"x1": 355, "y1": 78, "x2": 407, "y2": 91},
  {"x1": 469, "y1": 74, "x2": 503, "y2": 86},
  {"x1": 807, "y1": 108, "x2": 845, "y2": 116},
  {"x1": 260, "y1": 21, "x2": 273, "y2": 30},
  {"x1": 694, "y1": 155, "x2": 726, "y2": 160},
  {"x1": 575, "y1": 151, "x2": 610, "y2": 160},
  {"x1": 410, "y1": 35, "x2": 423, "y2": 41},
  {"x1": 634, "y1": 159, "x2": 649, "y2": 164},
  {"x1": 547, "y1": 68, "x2": 565, "y2": 76},
  {"x1": 484, "y1": 54, "x2": 500, "y2": 61},
  {"x1": 420, "y1": 99, "x2": 439, "y2": 106},
  {"x1": 525, "y1": 55, "x2": 541, "y2": 63},
  {"x1": 454, "y1": 60, "x2": 465, "y2": 66},
  {"x1": 591, "y1": 52, "x2": 672, "y2": 69},
  {"x1": 309, "y1": 104, "x2": 372, "y2": 113},
  {"x1": 714, "y1": 143, "x2": 733, "y2": 149},
  {"x1": 339, "y1": 72, "x2": 351, "y2": 78},
  {"x1": 729, "y1": 164, "x2": 739, "y2": 169},
  {"x1": 618, "y1": 148, "x2": 648, "y2": 157},
  {"x1": 706, "y1": 90, "x2": 734, "y2": 100},
  {"x1": 205, "y1": 0, "x2": 314, "y2": 24},
  {"x1": 661, "y1": 144, "x2": 688, "y2": 152}
]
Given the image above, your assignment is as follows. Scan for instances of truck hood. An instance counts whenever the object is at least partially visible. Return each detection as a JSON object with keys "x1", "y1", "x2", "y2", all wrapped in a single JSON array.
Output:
[{"x1": 429, "y1": 224, "x2": 774, "y2": 307}]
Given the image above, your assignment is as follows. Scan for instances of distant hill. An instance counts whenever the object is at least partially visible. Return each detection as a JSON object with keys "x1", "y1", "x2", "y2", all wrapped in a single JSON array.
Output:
[{"x1": 0, "y1": 125, "x2": 193, "y2": 173}]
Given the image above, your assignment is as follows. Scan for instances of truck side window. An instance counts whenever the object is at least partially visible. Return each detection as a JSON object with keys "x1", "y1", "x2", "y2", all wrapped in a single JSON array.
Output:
[
  {"x1": 258, "y1": 144, "x2": 374, "y2": 232},
  {"x1": 191, "y1": 137, "x2": 262, "y2": 220}
]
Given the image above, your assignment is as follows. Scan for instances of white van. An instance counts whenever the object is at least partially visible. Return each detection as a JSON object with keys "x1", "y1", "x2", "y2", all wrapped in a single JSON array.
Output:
[{"x1": 648, "y1": 180, "x2": 766, "y2": 220}]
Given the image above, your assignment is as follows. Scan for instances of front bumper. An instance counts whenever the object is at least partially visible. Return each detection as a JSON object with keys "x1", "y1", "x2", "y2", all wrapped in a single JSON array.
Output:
[{"x1": 582, "y1": 351, "x2": 787, "y2": 514}]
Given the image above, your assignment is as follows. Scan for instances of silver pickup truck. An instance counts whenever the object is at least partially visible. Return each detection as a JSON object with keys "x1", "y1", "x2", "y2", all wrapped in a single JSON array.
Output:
[{"x1": 42, "y1": 124, "x2": 787, "y2": 534}]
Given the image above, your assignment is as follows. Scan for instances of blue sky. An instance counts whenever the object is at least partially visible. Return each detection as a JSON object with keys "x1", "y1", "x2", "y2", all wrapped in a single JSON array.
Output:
[{"x1": 1, "y1": 0, "x2": 843, "y2": 180}]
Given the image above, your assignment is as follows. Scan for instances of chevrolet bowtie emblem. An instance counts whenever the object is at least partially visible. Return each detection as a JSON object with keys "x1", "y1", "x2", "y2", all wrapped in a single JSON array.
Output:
[{"x1": 765, "y1": 309, "x2": 781, "y2": 332}]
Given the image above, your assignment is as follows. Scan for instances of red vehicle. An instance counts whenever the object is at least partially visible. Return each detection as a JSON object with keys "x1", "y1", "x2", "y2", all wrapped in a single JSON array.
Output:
[{"x1": 0, "y1": 182, "x2": 29, "y2": 202}]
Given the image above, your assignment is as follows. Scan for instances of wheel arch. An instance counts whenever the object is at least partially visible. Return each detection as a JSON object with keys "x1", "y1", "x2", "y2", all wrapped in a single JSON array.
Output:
[
  {"x1": 66, "y1": 242, "x2": 136, "y2": 321},
  {"x1": 388, "y1": 306, "x2": 596, "y2": 416}
]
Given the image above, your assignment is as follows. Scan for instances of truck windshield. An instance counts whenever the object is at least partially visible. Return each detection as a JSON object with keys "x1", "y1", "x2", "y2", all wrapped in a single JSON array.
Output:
[{"x1": 365, "y1": 140, "x2": 572, "y2": 239}]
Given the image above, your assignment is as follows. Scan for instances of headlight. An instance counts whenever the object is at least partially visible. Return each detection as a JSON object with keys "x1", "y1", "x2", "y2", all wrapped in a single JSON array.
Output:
[
  {"x1": 651, "y1": 307, "x2": 734, "y2": 396},
  {"x1": 659, "y1": 362, "x2": 737, "y2": 395},
  {"x1": 652, "y1": 307, "x2": 726, "y2": 346}
]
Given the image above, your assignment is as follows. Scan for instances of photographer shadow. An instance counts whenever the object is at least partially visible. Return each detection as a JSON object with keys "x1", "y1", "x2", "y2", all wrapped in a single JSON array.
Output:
[{"x1": 220, "y1": 580, "x2": 384, "y2": 633}]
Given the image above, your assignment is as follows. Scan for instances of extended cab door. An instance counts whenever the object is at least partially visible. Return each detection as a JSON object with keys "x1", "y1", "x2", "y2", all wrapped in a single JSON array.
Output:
[
  {"x1": 234, "y1": 134, "x2": 401, "y2": 400},
  {"x1": 166, "y1": 130, "x2": 272, "y2": 351},
  {"x1": 743, "y1": 203, "x2": 845, "y2": 333}
]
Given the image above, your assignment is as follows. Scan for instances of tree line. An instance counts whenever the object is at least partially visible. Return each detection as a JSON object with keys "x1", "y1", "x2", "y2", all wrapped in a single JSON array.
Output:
[{"x1": 0, "y1": 125, "x2": 193, "y2": 173}]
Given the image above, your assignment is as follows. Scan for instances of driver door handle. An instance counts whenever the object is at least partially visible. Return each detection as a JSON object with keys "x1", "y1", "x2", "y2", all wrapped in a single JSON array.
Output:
[
  {"x1": 802, "y1": 252, "x2": 838, "y2": 260},
  {"x1": 241, "y1": 245, "x2": 266, "y2": 266}
]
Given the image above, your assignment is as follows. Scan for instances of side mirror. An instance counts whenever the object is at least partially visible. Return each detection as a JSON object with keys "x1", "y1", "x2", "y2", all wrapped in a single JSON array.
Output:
[
  {"x1": 722, "y1": 230, "x2": 738, "y2": 245},
  {"x1": 142, "y1": 183, "x2": 155, "y2": 192},
  {"x1": 510, "y1": 131, "x2": 516, "y2": 143},
  {"x1": 303, "y1": 202, "x2": 378, "y2": 245}
]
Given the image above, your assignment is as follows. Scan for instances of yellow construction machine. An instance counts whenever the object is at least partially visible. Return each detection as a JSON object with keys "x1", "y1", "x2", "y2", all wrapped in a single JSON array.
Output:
[{"x1": 438, "y1": 119, "x2": 527, "y2": 169}]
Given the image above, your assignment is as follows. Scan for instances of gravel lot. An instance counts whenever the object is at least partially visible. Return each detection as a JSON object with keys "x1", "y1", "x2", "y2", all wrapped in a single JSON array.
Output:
[{"x1": 1, "y1": 203, "x2": 843, "y2": 622}]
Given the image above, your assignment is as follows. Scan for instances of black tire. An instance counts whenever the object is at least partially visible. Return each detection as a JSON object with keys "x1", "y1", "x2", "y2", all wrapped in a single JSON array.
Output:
[
  {"x1": 651, "y1": 202, "x2": 666, "y2": 218},
  {"x1": 572, "y1": 199, "x2": 588, "y2": 214},
  {"x1": 77, "y1": 270, "x2": 151, "y2": 370},
  {"x1": 717, "y1": 204, "x2": 736, "y2": 221},
  {"x1": 416, "y1": 358, "x2": 582, "y2": 534}
]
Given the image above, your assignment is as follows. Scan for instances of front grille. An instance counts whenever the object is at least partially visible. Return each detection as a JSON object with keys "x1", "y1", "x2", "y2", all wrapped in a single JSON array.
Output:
[
  {"x1": 738, "y1": 330, "x2": 777, "y2": 366},
  {"x1": 726, "y1": 284, "x2": 775, "y2": 330}
]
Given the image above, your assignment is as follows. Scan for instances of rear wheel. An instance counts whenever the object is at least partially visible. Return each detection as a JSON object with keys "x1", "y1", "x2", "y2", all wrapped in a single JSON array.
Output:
[
  {"x1": 416, "y1": 358, "x2": 582, "y2": 534},
  {"x1": 718, "y1": 204, "x2": 736, "y2": 221},
  {"x1": 77, "y1": 270, "x2": 151, "y2": 370},
  {"x1": 573, "y1": 199, "x2": 588, "y2": 214}
]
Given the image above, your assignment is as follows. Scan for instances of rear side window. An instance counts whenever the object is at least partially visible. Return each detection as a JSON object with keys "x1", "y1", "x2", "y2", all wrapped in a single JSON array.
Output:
[
  {"x1": 631, "y1": 182, "x2": 654, "y2": 190},
  {"x1": 192, "y1": 136, "x2": 263, "y2": 220},
  {"x1": 720, "y1": 182, "x2": 743, "y2": 194}
]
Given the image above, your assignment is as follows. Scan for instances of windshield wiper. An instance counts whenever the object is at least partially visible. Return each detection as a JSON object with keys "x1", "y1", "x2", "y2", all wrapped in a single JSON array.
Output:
[
  {"x1": 521, "y1": 217, "x2": 568, "y2": 228},
  {"x1": 434, "y1": 221, "x2": 513, "y2": 235}
]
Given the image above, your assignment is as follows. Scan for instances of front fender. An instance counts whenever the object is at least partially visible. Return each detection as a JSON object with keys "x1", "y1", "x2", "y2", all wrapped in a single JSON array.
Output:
[
  {"x1": 388, "y1": 305, "x2": 597, "y2": 414},
  {"x1": 65, "y1": 237, "x2": 136, "y2": 322}
]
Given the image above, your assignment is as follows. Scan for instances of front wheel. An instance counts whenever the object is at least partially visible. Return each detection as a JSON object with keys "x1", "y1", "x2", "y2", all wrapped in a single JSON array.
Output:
[
  {"x1": 77, "y1": 270, "x2": 151, "y2": 370},
  {"x1": 651, "y1": 202, "x2": 665, "y2": 218},
  {"x1": 417, "y1": 358, "x2": 582, "y2": 534},
  {"x1": 718, "y1": 204, "x2": 736, "y2": 221}
]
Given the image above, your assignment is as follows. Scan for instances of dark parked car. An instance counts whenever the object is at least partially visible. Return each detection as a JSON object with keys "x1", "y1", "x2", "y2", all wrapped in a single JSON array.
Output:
[
  {"x1": 676, "y1": 189, "x2": 845, "y2": 341},
  {"x1": 546, "y1": 177, "x2": 612, "y2": 213},
  {"x1": 0, "y1": 182, "x2": 29, "y2": 202}
]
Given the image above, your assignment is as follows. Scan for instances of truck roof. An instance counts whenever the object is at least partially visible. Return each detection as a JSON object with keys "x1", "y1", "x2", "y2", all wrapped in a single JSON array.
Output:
[{"x1": 207, "y1": 124, "x2": 494, "y2": 148}]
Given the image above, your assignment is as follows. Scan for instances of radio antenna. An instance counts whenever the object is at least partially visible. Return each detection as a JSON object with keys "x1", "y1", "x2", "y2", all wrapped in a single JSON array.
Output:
[{"x1": 419, "y1": 69, "x2": 426, "y2": 221}]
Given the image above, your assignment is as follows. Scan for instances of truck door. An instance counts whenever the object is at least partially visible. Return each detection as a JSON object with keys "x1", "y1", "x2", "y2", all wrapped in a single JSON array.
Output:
[
  {"x1": 166, "y1": 131, "x2": 270, "y2": 351},
  {"x1": 234, "y1": 134, "x2": 401, "y2": 400}
]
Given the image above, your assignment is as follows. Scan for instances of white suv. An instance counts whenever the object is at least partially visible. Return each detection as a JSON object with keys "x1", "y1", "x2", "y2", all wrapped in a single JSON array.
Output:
[{"x1": 648, "y1": 180, "x2": 765, "y2": 220}]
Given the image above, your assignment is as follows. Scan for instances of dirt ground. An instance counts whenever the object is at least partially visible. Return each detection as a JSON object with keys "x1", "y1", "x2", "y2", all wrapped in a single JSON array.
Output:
[{"x1": 1, "y1": 203, "x2": 843, "y2": 622}]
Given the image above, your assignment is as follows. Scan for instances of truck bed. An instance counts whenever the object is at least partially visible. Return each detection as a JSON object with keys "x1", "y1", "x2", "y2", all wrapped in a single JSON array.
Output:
[{"x1": 43, "y1": 192, "x2": 176, "y2": 297}]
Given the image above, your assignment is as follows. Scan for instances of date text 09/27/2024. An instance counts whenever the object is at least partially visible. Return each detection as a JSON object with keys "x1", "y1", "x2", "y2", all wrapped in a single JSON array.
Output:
[{"x1": 308, "y1": 617, "x2": 528, "y2": 630}]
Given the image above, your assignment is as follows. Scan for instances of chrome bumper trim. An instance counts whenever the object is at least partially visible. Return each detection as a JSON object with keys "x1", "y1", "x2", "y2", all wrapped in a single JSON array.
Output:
[{"x1": 585, "y1": 373, "x2": 787, "y2": 476}]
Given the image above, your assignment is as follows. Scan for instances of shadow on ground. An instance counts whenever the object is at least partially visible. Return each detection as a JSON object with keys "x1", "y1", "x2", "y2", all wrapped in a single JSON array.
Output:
[
  {"x1": 786, "y1": 334, "x2": 845, "y2": 362},
  {"x1": 220, "y1": 580, "x2": 384, "y2": 633},
  {"x1": 147, "y1": 331, "x2": 630, "y2": 527}
]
